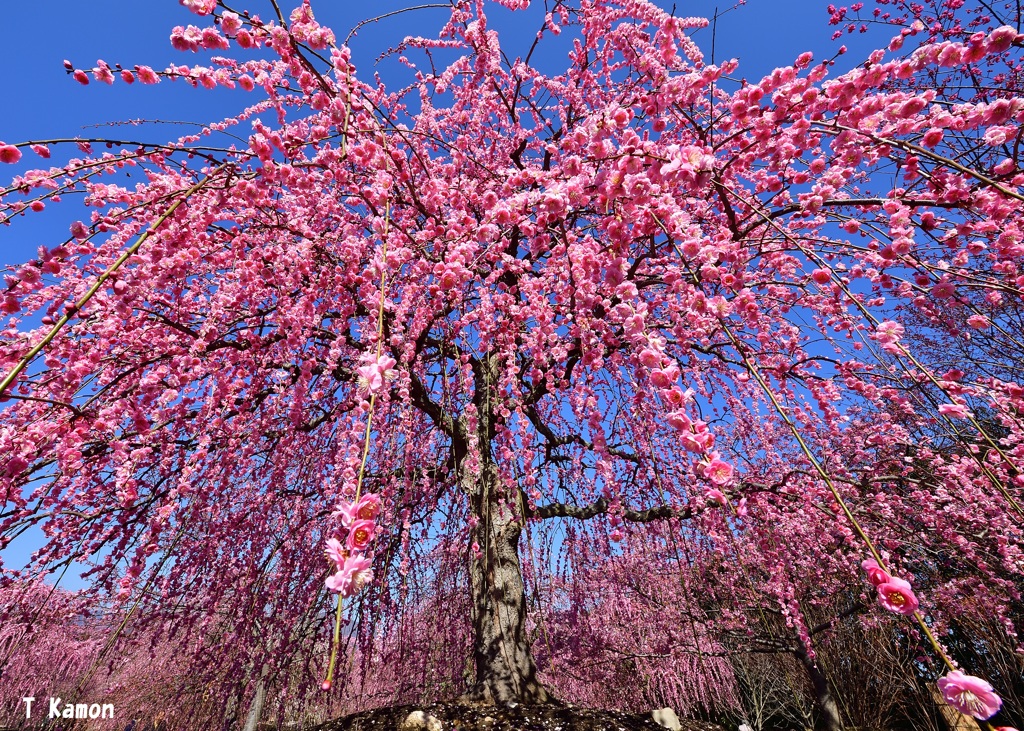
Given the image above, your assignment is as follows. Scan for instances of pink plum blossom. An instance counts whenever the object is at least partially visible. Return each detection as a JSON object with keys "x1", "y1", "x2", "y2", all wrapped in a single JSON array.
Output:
[
  {"x1": 221, "y1": 12, "x2": 243, "y2": 35},
  {"x1": 986, "y1": 25, "x2": 1020, "y2": 53},
  {"x1": 638, "y1": 348, "x2": 662, "y2": 369},
  {"x1": 136, "y1": 66, "x2": 160, "y2": 84},
  {"x1": 938, "y1": 671, "x2": 1003, "y2": 720},
  {"x1": 649, "y1": 365, "x2": 679, "y2": 389},
  {"x1": 331, "y1": 501, "x2": 358, "y2": 528},
  {"x1": 704, "y1": 489, "x2": 726, "y2": 506},
  {"x1": 356, "y1": 353, "x2": 397, "y2": 395},
  {"x1": 861, "y1": 558, "x2": 892, "y2": 587},
  {"x1": 704, "y1": 454, "x2": 734, "y2": 486},
  {"x1": 94, "y1": 62, "x2": 114, "y2": 84},
  {"x1": 354, "y1": 493, "x2": 382, "y2": 522},
  {"x1": 0, "y1": 145, "x2": 21, "y2": 164},
  {"x1": 325, "y1": 554, "x2": 374, "y2": 597},
  {"x1": 875, "y1": 320, "x2": 904, "y2": 344},
  {"x1": 876, "y1": 577, "x2": 919, "y2": 615},
  {"x1": 345, "y1": 519, "x2": 377, "y2": 552},
  {"x1": 810, "y1": 268, "x2": 831, "y2": 285},
  {"x1": 324, "y1": 568, "x2": 351, "y2": 595},
  {"x1": 324, "y1": 538, "x2": 346, "y2": 569},
  {"x1": 938, "y1": 403, "x2": 972, "y2": 419},
  {"x1": 180, "y1": 0, "x2": 217, "y2": 14}
]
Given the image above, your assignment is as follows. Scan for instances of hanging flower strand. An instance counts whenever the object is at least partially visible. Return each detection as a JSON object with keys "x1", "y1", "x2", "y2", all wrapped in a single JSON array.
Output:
[
  {"x1": 861, "y1": 559, "x2": 1005, "y2": 723},
  {"x1": 321, "y1": 202, "x2": 392, "y2": 692},
  {"x1": 674, "y1": 198, "x2": 1011, "y2": 725}
]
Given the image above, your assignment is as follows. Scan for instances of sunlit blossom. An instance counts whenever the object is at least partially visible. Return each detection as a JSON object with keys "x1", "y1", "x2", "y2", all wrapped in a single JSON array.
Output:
[{"x1": 938, "y1": 671, "x2": 1002, "y2": 720}]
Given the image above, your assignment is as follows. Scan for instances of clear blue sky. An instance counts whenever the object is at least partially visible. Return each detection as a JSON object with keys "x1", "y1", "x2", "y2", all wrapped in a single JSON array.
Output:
[{"x1": 0, "y1": 0, "x2": 876, "y2": 586}]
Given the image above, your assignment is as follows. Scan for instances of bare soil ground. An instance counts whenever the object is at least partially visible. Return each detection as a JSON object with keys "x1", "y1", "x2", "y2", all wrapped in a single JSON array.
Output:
[{"x1": 308, "y1": 703, "x2": 728, "y2": 731}]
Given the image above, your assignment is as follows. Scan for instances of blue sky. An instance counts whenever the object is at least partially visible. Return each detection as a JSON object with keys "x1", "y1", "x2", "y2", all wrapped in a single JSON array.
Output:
[{"x1": 0, "y1": 0, "x2": 878, "y2": 585}]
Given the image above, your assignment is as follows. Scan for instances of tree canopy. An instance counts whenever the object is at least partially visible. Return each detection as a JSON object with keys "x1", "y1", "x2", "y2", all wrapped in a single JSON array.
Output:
[{"x1": 1, "y1": 1, "x2": 1022, "y2": 728}]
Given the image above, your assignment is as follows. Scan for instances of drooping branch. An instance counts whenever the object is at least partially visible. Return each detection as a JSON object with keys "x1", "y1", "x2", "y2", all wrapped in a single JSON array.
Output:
[
  {"x1": 528, "y1": 496, "x2": 692, "y2": 523},
  {"x1": 0, "y1": 168, "x2": 225, "y2": 401}
]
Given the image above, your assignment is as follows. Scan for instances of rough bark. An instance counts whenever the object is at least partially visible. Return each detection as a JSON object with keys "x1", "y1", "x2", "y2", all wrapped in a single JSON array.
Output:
[
  {"x1": 461, "y1": 461, "x2": 555, "y2": 705},
  {"x1": 794, "y1": 642, "x2": 844, "y2": 731},
  {"x1": 242, "y1": 679, "x2": 266, "y2": 731},
  {"x1": 412, "y1": 351, "x2": 555, "y2": 705}
]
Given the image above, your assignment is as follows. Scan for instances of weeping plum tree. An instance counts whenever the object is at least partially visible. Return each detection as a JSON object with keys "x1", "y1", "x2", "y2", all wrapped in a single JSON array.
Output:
[{"x1": 1, "y1": 0, "x2": 1023, "y2": 725}]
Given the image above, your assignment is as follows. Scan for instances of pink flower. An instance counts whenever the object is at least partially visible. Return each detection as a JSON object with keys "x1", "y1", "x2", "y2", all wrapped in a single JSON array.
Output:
[
  {"x1": 660, "y1": 387, "x2": 693, "y2": 408},
  {"x1": 704, "y1": 454, "x2": 734, "y2": 486},
  {"x1": 810, "y1": 268, "x2": 831, "y2": 285},
  {"x1": 987, "y1": 25, "x2": 1020, "y2": 53},
  {"x1": 325, "y1": 537, "x2": 347, "y2": 569},
  {"x1": 325, "y1": 569, "x2": 351, "y2": 595},
  {"x1": 70, "y1": 221, "x2": 89, "y2": 240},
  {"x1": 30, "y1": 144, "x2": 50, "y2": 158},
  {"x1": 356, "y1": 353, "x2": 397, "y2": 395},
  {"x1": 221, "y1": 12, "x2": 243, "y2": 35},
  {"x1": 0, "y1": 145, "x2": 22, "y2": 164},
  {"x1": 875, "y1": 320, "x2": 904, "y2": 345},
  {"x1": 180, "y1": 0, "x2": 217, "y2": 15},
  {"x1": 332, "y1": 500, "x2": 358, "y2": 528},
  {"x1": 681, "y1": 427, "x2": 713, "y2": 453},
  {"x1": 346, "y1": 519, "x2": 377, "y2": 552},
  {"x1": 938, "y1": 671, "x2": 1002, "y2": 720},
  {"x1": 356, "y1": 363, "x2": 384, "y2": 393},
  {"x1": 704, "y1": 489, "x2": 727, "y2": 506},
  {"x1": 325, "y1": 554, "x2": 373, "y2": 597},
  {"x1": 73, "y1": 69, "x2": 90, "y2": 85},
  {"x1": 922, "y1": 128, "x2": 944, "y2": 147},
  {"x1": 638, "y1": 348, "x2": 662, "y2": 369},
  {"x1": 136, "y1": 66, "x2": 160, "y2": 84},
  {"x1": 966, "y1": 315, "x2": 989, "y2": 330},
  {"x1": 938, "y1": 403, "x2": 972, "y2": 420},
  {"x1": 861, "y1": 558, "x2": 892, "y2": 587},
  {"x1": 201, "y1": 27, "x2": 229, "y2": 50},
  {"x1": 354, "y1": 493, "x2": 382, "y2": 522},
  {"x1": 666, "y1": 411, "x2": 691, "y2": 432},
  {"x1": 94, "y1": 62, "x2": 114, "y2": 84},
  {"x1": 649, "y1": 365, "x2": 679, "y2": 389},
  {"x1": 876, "y1": 577, "x2": 919, "y2": 615}
]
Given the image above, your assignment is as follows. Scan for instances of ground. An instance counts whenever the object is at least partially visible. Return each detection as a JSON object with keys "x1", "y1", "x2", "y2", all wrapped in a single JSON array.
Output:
[{"x1": 307, "y1": 703, "x2": 729, "y2": 731}]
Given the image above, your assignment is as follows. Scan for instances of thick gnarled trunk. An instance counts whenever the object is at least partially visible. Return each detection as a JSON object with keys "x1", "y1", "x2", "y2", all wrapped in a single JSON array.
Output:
[{"x1": 461, "y1": 463, "x2": 553, "y2": 705}]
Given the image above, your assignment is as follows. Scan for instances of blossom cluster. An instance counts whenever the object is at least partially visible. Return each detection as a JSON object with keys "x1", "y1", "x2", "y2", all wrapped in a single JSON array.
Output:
[
  {"x1": 862, "y1": 558, "x2": 919, "y2": 616},
  {"x1": 323, "y1": 493, "x2": 381, "y2": 597},
  {"x1": 356, "y1": 353, "x2": 397, "y2": 397}
]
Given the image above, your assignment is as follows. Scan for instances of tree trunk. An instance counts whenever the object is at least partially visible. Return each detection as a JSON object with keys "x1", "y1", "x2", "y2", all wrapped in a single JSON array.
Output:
[
  {"x1": 461, "y1": 461, "x2": 554, "y2": 705},
  {"x1": 242, "y1": 679, "x2": 266, "y2": 731},
  {"x1": 794, "y1": 641, "x2": 844, "y2": 731}
]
